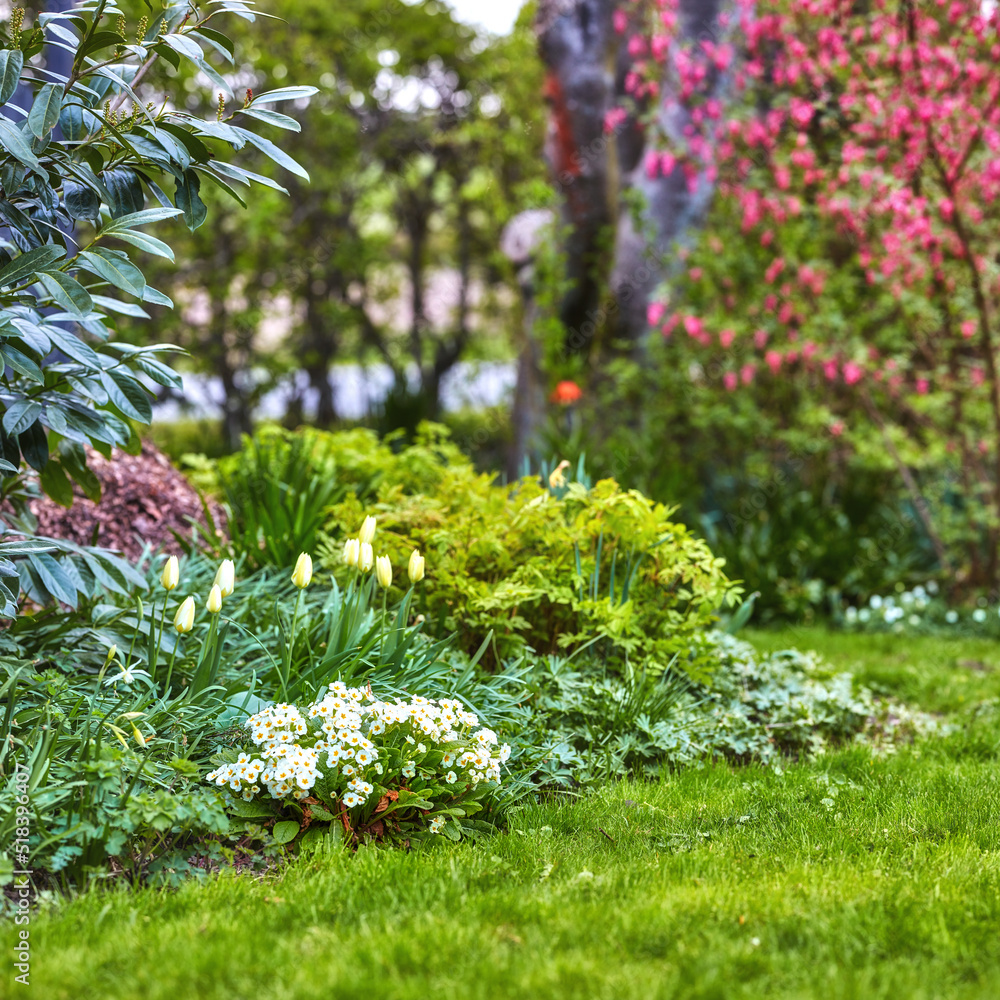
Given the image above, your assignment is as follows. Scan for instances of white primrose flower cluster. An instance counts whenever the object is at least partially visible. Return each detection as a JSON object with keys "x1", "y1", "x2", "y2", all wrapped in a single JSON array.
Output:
[{"x1": 205, "y1": 683, "x2": 511, "y2": 830}]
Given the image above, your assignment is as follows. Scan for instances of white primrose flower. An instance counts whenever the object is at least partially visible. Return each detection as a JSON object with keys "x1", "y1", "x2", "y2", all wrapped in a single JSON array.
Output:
[
  {"x1": 445, "y1": 771, "x2": 457, "y2": 784},
  {"x1": 429, "y1": 816, "x2": 446, "y2": 834},
  {"x1": 402, "y1": 761, "x2": 416, "y2": 779}
]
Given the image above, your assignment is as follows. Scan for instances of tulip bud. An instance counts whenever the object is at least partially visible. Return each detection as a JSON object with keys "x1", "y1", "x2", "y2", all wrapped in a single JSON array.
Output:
[
  {"x1": 548, "y1": 459, "x2": 571, "y2": 490},
  {"x1": 213, "y1": 558, "x2": 235, "y2": 597},
  {"x1": 358, "y1": 515, "x2": 376, "y2": 545},
  {"x1": 174, "y1": 596, "x2": 196, "y2": 633},
  {"x1": 292, "y1": 552, "x2": 313, "y2": 589},
  {"x1": 206, "y1": 585, "x2": 223, "y2": 614},
  {"x1": 375, "y1": 555, "x2": 392, "y2": 589},
  {"x1": 160, "y1": 555, "x2": 179, "y2": 591},
  {"x1": 407, "y1": 549, "x2": 425, "y2": 583},
  {"x1": 343, "y1": 537, "x2": 360, "y2": 568},
  {"x1": 359, "y1": 542, "x2": 373, "y2": 572}
]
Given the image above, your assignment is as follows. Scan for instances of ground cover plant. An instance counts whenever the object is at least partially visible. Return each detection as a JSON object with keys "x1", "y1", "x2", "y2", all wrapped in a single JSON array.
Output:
[{"x1": 9, "y1": 629, "x2": 1000, "y2": 999}]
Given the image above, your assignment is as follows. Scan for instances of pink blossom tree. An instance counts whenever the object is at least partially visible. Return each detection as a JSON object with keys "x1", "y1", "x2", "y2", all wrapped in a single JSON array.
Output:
[{"x1": 636, "y1": 0, "x2": 1000, "y2": 589}]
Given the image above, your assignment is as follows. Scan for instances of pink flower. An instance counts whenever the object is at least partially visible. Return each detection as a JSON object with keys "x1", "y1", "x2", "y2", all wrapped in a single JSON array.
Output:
[
  {"x1": 829, "y1": 421, "x2": 845, "y2": 437},
  {"x1": 723, "y1": 371, "x2": 738, "y2": 391},
  {"x1": 753, "y1": 329, "x2": 768, "y2": 349},
  {"x1": 765, "y1": 350, "x2": 783, "y2": 373},
  {"x1": 740, "y1": 363, "x2": 756, "y2": 385},
  {"x1": 719, "y1": 329, "x2": 735, "y2": 348},
  {"x1": 613, "y1": 9, "x2": 627, "y2": 33},
  {"x1": 916, "y1": 378, "x2": 929, "y2": 394},
  {"x1": 683, "y1": 315, "x2": 704, "y2": 338},
  {"x1": 823, "y1": 360, "x2": 838, "y2": 381},
  {"x1": 647, "y1": 301, "x2": 666, "y2": 327},
  {"x1": 843, "y1": 361, "x2": 863, "y2": 385},
  {"x1": 961, "y1": 319, "x2": 976, "y2": 339}
]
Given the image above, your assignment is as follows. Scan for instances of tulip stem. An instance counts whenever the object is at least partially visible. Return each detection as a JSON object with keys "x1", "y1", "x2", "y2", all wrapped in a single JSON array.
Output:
[
  {"x1": 284, "y1": 588, "x2": 303, "y2": 701},
  {"x1": 380, "y1": 589, "x2": 388, "y2": 661},
  {"x1": 152, "y1": 591, "x2": 167, "y2": 686},
  {"x1": 163, "y1": 642, "x2": 179, "y2": 696}
]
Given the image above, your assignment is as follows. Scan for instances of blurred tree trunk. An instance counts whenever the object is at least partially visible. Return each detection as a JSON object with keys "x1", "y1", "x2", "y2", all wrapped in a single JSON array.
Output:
[{"x1": 535, "y1": 0, "x2": 733, "y2": 353}]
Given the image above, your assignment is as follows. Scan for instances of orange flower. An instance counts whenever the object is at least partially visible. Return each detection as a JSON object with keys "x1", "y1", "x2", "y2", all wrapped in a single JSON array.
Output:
[{"x1": 550, "y1": 380, "x2": 582, "y2": 405}]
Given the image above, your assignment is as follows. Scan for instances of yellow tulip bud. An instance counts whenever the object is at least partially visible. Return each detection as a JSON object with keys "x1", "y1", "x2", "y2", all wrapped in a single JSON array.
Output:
[
  {"x1": 407, "y1": 549, "x2": 425, "y2": 584},
  {"x1": 359, "y1": 542, "x2": 373, "y2": 572},
  {"x1": 343, "y1": 537, "x2": 360, "y2": 568},
  {"x1": 160, "y1": 555, "x2": 179, "y2": 591},
  {"x1": 358, "y1": 515, "x2": 376, "y2": 545},
  {"x1": 174, "y1": 596, "x2": 196, "y2": 633},
  {"x1": 292, "y1": 552, "x2": 313, "y2": 589},
  {"x1": 206, "y1": 585, "x2": 223, "y2": 614},
  {"x1": 213, "y1": 558, "x2": 235, "y2": 597},
  {"x1": 375, "y1": 555, "x2": 392, "y2": 589},
  {"x1": 548, "y1": 459, "x2": 571, "y2": 490}
]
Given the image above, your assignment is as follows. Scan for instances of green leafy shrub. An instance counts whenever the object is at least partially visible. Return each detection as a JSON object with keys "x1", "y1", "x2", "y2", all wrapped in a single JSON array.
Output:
[
  {"x1": 189, "y1": 425, "x2": 740, "y2": 679},
  {"x1": 0, "y1": 1, "x2": 313, "y2": 501},
  {"x1": 321, "y1": 435, "x2": 741, "y2": 680}
]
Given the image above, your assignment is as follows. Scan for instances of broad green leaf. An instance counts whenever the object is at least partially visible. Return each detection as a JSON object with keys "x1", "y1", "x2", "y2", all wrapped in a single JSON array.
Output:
[
  {"x1": 44, "y1": 323, "x2": 102, "y2": 368},
  {"x1": 64, "y1": 180, "x2": 101, "y2": 220},
  {"x1": 90, "y1": 295, "x2": 150, "y2": 319},
  {"x1": 38, "y1": 461, "x2": 74, "y2": 508},
  {"x1": 190, "y1": 27, "x2": 235, "y2": 62},
  {"x1": 236, "y1": 107, "x2": 301, "y2": 132},
  {"x1": 38, "y1": 271, "x2": 94, "y2": 317},
  {"x1": 271, "y1": 820, "x2": 300, "y2": 844},
  {"x1": 28, "y1": 552, "x2": 78, "y2": 605},
  {"x1": 17, "y1": 419, "x2": 48, "y2": 472},
  {"x1": 161, "y1": 33, "x2": 203, "y2": 62},
  {"x1": 249, "y1": 86, "x2": 319, "y2": 106},
  {"x1": 209, "y1": 160, "x2": 288, "y2": 194},
  {"x1": 232, "y1": 126, "x2": 310, "y2": 180},
  {"x1": 0, "y1": 121, "x2": 43, "y2": 172},
  {"x1": 78, "y1": 249, "x2": 146, "y2": 298},
  {"x1": 100, "y1": 208, "x2": 183, "y2": 232},
  {"x1": 0, "y1": 346, "x2": 43, "y2": 384},
  {"x1": 175, "y1": 169, "x2": 207, "y2": 230},
  {"x1": 142, "y1": 286, "x2": 173, "y2": 308},
  {"x1": 100, "y1": 369, "x2": 153, "y2": 423},
  {"x1": 59, "y1": 443, "x2": 101, "y2": 502},
  {"x1": 2, "y1": 400, "x2": 42, "y2": 437},
  {"x1": 0, "y1": 50, "x2": 24, "y2": 106},
  {"x1": 103, "y1": 229, "x2": 174, "y2": 260},
  {"x1": 0, "y1": 245, "x2": 65, "y2": 288},
  {"x1": 27, "y1": 84, "x2": 62, "y2": 139}
]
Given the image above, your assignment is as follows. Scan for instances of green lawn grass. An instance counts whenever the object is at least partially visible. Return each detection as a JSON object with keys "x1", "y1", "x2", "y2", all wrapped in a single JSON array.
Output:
[{"x1": 7, "y1": 629, "x2": 1000, "y2": 1000}]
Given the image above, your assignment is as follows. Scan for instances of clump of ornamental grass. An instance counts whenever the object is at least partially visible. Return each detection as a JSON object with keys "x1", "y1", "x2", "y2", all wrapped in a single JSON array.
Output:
[{"x1": 206, "y1": 682, "x2": 511, "y2": 848}]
